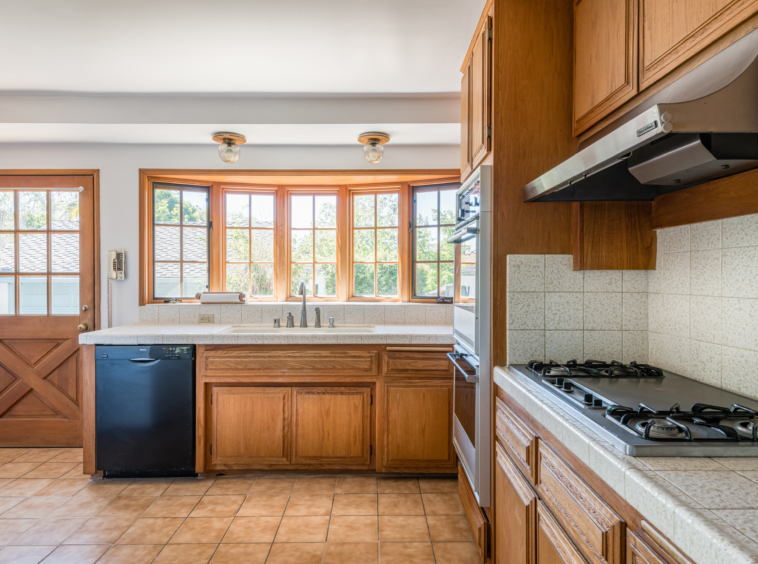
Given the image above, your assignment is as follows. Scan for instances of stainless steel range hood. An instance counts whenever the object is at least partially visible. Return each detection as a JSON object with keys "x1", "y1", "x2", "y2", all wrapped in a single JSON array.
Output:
[{"x1": 522, "y1": 28, "x2": 758, "y2": 203}]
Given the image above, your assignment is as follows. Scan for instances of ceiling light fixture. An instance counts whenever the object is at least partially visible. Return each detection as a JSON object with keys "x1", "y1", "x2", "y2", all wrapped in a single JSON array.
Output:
[
  {"x1": 212, "y1": 132, "x2": 247, "y2": 164},
  {"x1": 358, "y1": 132, "x2": 390, "y2": 164}
]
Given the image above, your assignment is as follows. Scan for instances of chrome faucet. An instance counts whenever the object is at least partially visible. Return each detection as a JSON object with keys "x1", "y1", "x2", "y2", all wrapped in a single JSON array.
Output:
[
  {"x1": 298, "y1": 281, "x2": 307, "y2": 328},
  {"x1": 314, "y1": 307, "x2": 321, "y2": 328}
]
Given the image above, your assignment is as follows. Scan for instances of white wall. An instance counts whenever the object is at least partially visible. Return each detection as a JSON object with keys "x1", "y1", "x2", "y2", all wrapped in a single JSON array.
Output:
[{"x1": 0, "y1": 142, "x2": 459, "y2": 328}]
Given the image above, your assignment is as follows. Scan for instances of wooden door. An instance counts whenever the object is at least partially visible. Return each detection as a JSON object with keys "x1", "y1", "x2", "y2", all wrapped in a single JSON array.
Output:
[
  {"x1": 0, "y1": 174, "x2": 97, "y2": 447},
  {"x1": 292, "y1": 387, "x2": 371, "y2": 465},
  {"x1": 382, "y1": 380, "x2": 455, "y2": 470},
  {"x1": 211, "y1": 386, "x2": 290, "y2": 465},
  {"x1": 461, "y1": 62, "x2": 473, "y2": 181},
  {"x1": 495, "y1": 443, "x2": 537, "y2": 564},
  {"x1": 470, "y1": 15, "x2": 492, "y2": 169},
  {"x1": 573, "y1": 0, "x2": 638, "y2": 135},
  {"x1": 537, "y1": 502, "x2": 589, "y2": 564}
]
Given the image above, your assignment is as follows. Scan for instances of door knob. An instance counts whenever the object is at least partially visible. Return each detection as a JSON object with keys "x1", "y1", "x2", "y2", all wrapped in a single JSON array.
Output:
[{"x1": 78, "y1": 323, "x2": 89, "y2": 333}]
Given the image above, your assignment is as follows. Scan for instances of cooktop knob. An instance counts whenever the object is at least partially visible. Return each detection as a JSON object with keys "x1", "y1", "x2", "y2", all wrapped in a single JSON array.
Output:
[
  {"x1": 555, "y1": 378, "x2": 564, "y2": 387},
  {"x1": 593, "y1": 398, "x2": 603, "y2": 407},
  {"x1": 562, "y1": 381, "x2": 573, "y2": 391},
  {"x1": 583, "y1": 393, "x2": 593, "y2": 404}
]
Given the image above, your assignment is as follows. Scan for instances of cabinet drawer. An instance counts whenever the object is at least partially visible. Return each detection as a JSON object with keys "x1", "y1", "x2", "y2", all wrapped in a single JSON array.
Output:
[
  {"x1": 496, "y1": 397, "x2": 538, "y2": 483},
  {"x1": 627, "y1": 531, "x2": 667, "y2": 564},
  {"x1": 538, "y1": 442, "x2": 624, "y2": 564},
  {"x1": 384, "y1": 349, "x2": 452, "y2": 376},
  {"x1": 202, "y1": 350, "x2": 379, "y2": 376},
  {"x1": 537, "y1": 501, "x2": 589, "y2": 564}
]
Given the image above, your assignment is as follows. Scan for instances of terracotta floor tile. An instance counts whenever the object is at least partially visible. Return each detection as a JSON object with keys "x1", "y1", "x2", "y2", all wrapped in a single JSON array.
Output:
[
  {"x1": 0, "y1": 450, "x2": 30, "y2": 463},
  {"x1": 95, "y1": 496, "x2": 157, "y2": 519},
  {"x1": 327, "y1": 516, "x2": 377, "y2": 542},
  {"x1": 0, "y1": 545, "x2": 55, "y2": 564},
  {"x1": 377, "y1": 494, "x2": 425, "y2": 516},
  {"x1": 20, "y1": 464, "x2": 77, "y2": 480},
  {"x1": 292, "y1": 478, "x2": 336, "y2": 495},
  {"x1": 47, "y1": 450, "x2": 83, "y2": 464},
  {"x1": 248, "y1": 479, "x2": 294, "y2": 495},
  {"x1": 2, "y1": 497, "x2": 68, "y2": 519},
  {"x1": 433, "y1": 542, "x2": 483, "y2": 564},
  {"x1": 206, "y1": 479, "x2": 255, "y2": 496},
  {"x1": 153, "y1": 543, "x2": 217, "y2": 564},
  {"x1": 379, "y1": 542, "x2": 435, "y2": 564},
  {"x1": 170, "y1": 517, "x2": 232, "y2": 544},
  {"x1": 323, "y1": 542, "x2": 378, "y2": 564},
  {"x1": 32, "y1": 478, "x2": 90, "y2": 497},
  {"x1": 0, "y1": 497, "x2": 24, "y2": 515},
  {"x1": 97, "y1": 544, "x2": 163, "y2": 564},
  {"x1": 422, "y1": 493, "x2": 464, "y2": 515},
  {"x1": 47, "y1": 494, "x2": 112, "y2": 519},
  {"x1": 283, "y1": 494, "x2": 333, "y2": 516},
  {"x1": 58, "y1": 465, "x2": 84, "y2": 480},
  {"x1": 426, "y1": 515, "x2": 475, "y2": 542},
  {"x1": 12, "y1": 450, "x2": 65, "y2": 464},
  {"x1": 377, "y1": 478, "x2": 419, "y2": 494},
  {"x1": 0, "y1": 463, "x2": 41, "y2": 479},
  {"x1": 221, "y1": 517, "x2": 280, "y2": 543},
  {"x1": 274, "y1": 516, "x2": 329, "y2": 543},
  {"x1": 143, "y1": 495, "x2": 201, "y2": 518},
  {"x1": 0, "y1": 520, "x2": 38, "y2": 546},
  {"x1": 0, "y1": 480, "x2": 53, "y2": 497},
  {"x1": 189, "y1": 495, "x2": 244, "y2": 517},
  {"x1": 9, "y1": 518, "x2": 86, "y2": 546},
  {"x1": 77, "y1": 480, "x2": 132, "y2": 498},
  {"x1": 237, "y1": 495, "x2": 289, "y2": 517},
  {"x1": 210, "y1": 543, "x2": 269, "y2": 564},
  {"x1": 418, "y1": 478, "x2": 458, "y2": 494},
  {"x1": 332, "y1": 494, "x2": 377, "y2": 516},
  {"x1": 335, "y1": 477, "x2": 377, "y2": 494},
  {"x1": 163, "y1": 479, "x2": 215, "y2": 496},
  {"x1": 41, "y1": 544, "x2": 108, "y2": 564},
  {"x1": 118, "y1": 479, "x2": 174, "y2": 497},
  {"x1": 116, "y1": 517, "x2": 184, "y2": 544},
  {"x1": 378, "y1": 516, "x2": 430, "y2": 541},
  {"x1": 0, "y1": 480, "x2": 12, "y2": 490},
  {"x1": 62, "y1": 518, "x2": 135, "y2": 544},
  {"x1": 265, "y1": 543, "x2": 323, "y2": 564}
]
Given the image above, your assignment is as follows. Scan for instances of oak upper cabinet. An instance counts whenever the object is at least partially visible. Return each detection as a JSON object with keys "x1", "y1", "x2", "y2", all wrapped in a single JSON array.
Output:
[
  {"x1": 573, "y1": 0, "x2": 638, "y2": 135},
  {"x1": 495, "y1": 443, "x2": 537, "y2": 564},
  {"x1": 461, "y1": 13, "x2": 492, "y2": 181},
  {"x1": 640, "y1": 0, "x2": 758, "y2": 89},
  {"x1": 461, "y1": 64, "x2": 473, "y2": 181}
]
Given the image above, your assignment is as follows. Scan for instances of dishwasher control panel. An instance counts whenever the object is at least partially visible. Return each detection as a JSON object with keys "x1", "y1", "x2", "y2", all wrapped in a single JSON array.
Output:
[{"x1": 97, "y1": 345, "x2": 194, "y2": 360}]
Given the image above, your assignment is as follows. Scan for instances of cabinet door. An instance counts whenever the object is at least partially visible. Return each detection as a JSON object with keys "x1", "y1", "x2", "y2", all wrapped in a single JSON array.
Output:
[
  {"x1": 461, "y1": 62, "x2": 473, "y2": 181},
  {"x1": 211, "y1": 387, "x2": 290, "y2": 465},
  {"x1": 627, "y1": 532, "x2": 667, "y2": 564},
  {"x1": 292, "y1": 387, "x2": 371, "y2": 465},
  {"x1": 470, "y1": 16, "x2": 492, "y2": 169},
  {"x1": 640, "y1": 0, "x2": 758, "y2": 89},
  {"x1": 573, "y1": 0, "x2": 637, "y2": 135},
  {"x1": 537, "y1": 501, "x2": 590, "y2": 564},
  {"x1": 495, "y1": 443, "x2": 537, "y2": 564},
  {"x1": 382, "y1": 381, "x2": 455, "y2": 470}
]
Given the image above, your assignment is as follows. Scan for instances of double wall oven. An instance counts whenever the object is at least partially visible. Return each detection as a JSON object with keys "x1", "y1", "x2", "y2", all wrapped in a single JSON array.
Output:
[{"x1": 446, "y1": 165, "x2": 491, "y2": 506}]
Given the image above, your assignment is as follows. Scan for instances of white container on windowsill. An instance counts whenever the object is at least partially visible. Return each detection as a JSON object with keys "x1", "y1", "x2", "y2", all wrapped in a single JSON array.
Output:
[{"x1": 195, "y1": 292, "x2": 247, "y2": 304}]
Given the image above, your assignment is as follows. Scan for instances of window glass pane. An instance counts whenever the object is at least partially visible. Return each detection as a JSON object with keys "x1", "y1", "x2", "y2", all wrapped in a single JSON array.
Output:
[
  {"x1": 19, "y1": 234, "x2": 47, "y2": 272},
  {"x1": 0, "y1": 276, "x2": 14, "y2": 314},
  {"x1": 291, "y1": 196, "x2": 314, "y2": 229},
  {"x1": 461, "y1": 238, "x2": 477, "y2": 262},
  {"x1": 315, "y1": 230, "x2": 336, "y2": 262},
  {"x1": 251, "y1": 230, "x2": 274, "y2": 262},
  {"x1": 315, "y1": 195, "x2": 337, "y2": 228},
  {"x1": 440, "y1": 263, "x2": 455, "y2": 297},
  {"x1": 226, "y1": 263, "x2": 249, "y2": 293},
  {"x1": 376, "y1": 229, "x2": 398, "y2": 262},
  {"x1": 51, "y1": 233, "x2": 79, "y2": 273},
  {"x1": 183, "y1": 191, "x2": 207, "y2": 226},
  {"x1": 354, "y1": 264, "x2": 375, "y2": 296},
  {"x1": 0, "y1": 192, "x2": 14, "y2": 230},
  {"x1": 183, "y1": 228, "x2": 208, "y2": 261},
  {"x1": 226, "y1": 229, "x2": 249, "y2": 262},
  {"x1": 154, "y1": 189, "x2": 181, "y2": 224},
  {"x1": 226, "y1": 194, "x2": 250, "y2": 227},
  {"x1": 353, "y1": 195, "x2": 374, "y2": 228},
  {"x1": 440, "y1": 190, "x2": 456, "y2": 224},
  {"x1": 251, "y1": 195, "x2": 275, "y2": 228},
  {"x1": 251, "y1": 264, "x2": 274, "y2": 297},
  {"x1": 19, "y1": 276, "x2": 46, "y2": 315},
  {"x1": 415, "y1": 227, "x2": 438, "y2": 261},
  {"x1": 155, "y1": 226, "x2": 180, "y2": 261},
  {"x1": 183, "y1": 263, "x2": 208, "y2": 297},
  {"x1": 353, "y1": 230, "x2": 374, "y2": 262},
  {"x1": 51, "y1": 276, "x2": 79, "y2": 315},
  {"x1": 155, "y1": 263, "x2": 181, "y2": 297},
  {"x1": 292, "y1": 264, "x2": 313, "y2": 295},
  {"x1": 377, "y1": 264, "x2": 398, "y2": 296},
  {"x1": 440, "y1": 226, "x2": 456, "y2": 261},
  {"x1": 51, "y1": 192, "x2": 79, "y2": 230},
  {"x1": 461, "y1": 263, "x2": 476, "y2": 298},
  {"x1": 415, "y1": 191, "x2": 437, "y2": 226},
  {"x1": 0, "y1": 234, "x2": 14, "y2": 272},
  {"x1": 19, "y1": 192, "x2": 46, "y2": 230},
  {"x1": 315, "y1": 264, "x2": 337, "y2": 297},
  {"x1": 291, "y1": 231, "x2": 313, "y2": 262},
  {"x1": 377, "y1": 194, "x2": 398, "y2": 227},
  {"x1": 415, "y1": 263, "x2": 438, "y2": 297}
]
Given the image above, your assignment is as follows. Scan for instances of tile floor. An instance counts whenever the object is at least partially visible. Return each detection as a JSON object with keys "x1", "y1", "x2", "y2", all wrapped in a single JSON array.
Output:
[{"x1": 0, "y1": 448, "x2": 481, "y2": 564}]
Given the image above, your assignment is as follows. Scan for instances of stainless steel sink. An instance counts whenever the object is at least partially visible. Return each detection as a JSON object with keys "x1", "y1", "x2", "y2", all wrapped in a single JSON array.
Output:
[{"x1": 223, "y1": 326, "x2": 375, "y2": 334}]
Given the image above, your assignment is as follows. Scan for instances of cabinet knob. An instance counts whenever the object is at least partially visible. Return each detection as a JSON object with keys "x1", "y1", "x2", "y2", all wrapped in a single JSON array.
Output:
[{"x1": 78, "y1": 323, "x2": 89, "y2": 333}]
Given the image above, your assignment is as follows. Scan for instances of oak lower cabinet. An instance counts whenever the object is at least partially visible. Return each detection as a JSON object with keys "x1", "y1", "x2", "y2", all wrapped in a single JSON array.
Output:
[
  {"x1": 495, "y1": 443, "x2": 537, "y2": 564},
  {"x1": 537, "y1": 501, "x2": 589, "y2": 564},
  {"x1": 627, "y1": 531, "x2": 667, "y2": 564}
]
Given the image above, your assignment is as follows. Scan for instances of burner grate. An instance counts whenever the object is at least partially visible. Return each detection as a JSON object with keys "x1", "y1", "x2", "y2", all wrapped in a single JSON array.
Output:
[{"x1": 527, "y1": 359, "x2": 663, "y2": 379}]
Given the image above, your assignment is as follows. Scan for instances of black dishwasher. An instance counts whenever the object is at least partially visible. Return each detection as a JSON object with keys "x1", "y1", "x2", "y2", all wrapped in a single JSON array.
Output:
[{"x1": 96, "y1": 345, "x2": 196, "y2": 478}]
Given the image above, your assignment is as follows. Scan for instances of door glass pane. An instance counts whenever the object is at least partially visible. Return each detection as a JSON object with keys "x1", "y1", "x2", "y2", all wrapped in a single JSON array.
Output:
[
  {"x1": 183, "y1": 263, "x2": 208, "y2": 297},
  {"x1": 415, "y1": 263, "x2": 438, "y2": 297},
  {"x1": 52, "y1": 276, "x2": 79, "y2": 315},
  {"x1": 461, "y1": 238, "x2": 477, "y2": 262},
  {"x1": 440, "y1": 226, "x2": 456, "y2": 261},
  {"x1": 291, "y1": 264, "x2": 313, "y2": 295},
  {"x1": 415, "y1": 191, "x2": 437, "y2": 225},
  {"x1": 183, "y1": 227, "x2": 208, "y2": 261},
  {"x1": 315, "y1": 264, "x2": 337, "y2": 297},
  {"x1": 51, "y1": 191, "x2": 79, "y2": 230},
  {"x1": 353, "y1": 195, "x2": 374, "y2": 228},
  {"x1": 440, "y1": 263, "x2": 455, "y2": 297},
  {"x1": 51, "y1": 233, "x2": 79, "y2": 273},
  {"x1": 378, "y1": 264, "x2": 398, "y2": 296},
  {"x1": 155, "y1": 263, "x2": 180, "y2": 297},
  {"x1": 461, "y1": 263, "x2": 476, "y2": 299},
  {"x1": 226, "y1": 263, "x2": 249, "y2": 293},
  {"x1": 0, "y1": 192, "x2": 13, "y2": 230},
  {"x1": 291, "y1": 231, "x2": 313, "y2": 262},
  {"x1": 0, "y1": 234, "x2": 14, "y2": 272},
  {"x1": 353, "y1": 230, "x2": 374, "y2": 262},
  {"x1": 315, "y1": 196, "x2": 337, "y2": 228},
  {"x1": 251, "y1": 195, "x2": 275, "y2": 228},
  {"x1": 155, "y1": 226, "x2": 180, "y2": 261},
  {"x1": 19, "y1": 233, "x2": 47, "y2": 272},
  {"x1": 251, "y1": 264, "x2": 274, "y2": 297},
  {"x1": 416, "y1": 228, "x2": 438, "y2": 261},
  {"x1": 315, "y1": 230, "x2": 336, "y2": 262},
  {"x1": 226, "y1": 194, "x2": 250, "y2": 227},
  {"x1": 19, "y1": 192, "x2": 47, "y2": 230},
  {"x1": 226, "y1": 230, "x2": 249, "y2": 262},
  {"x1": 0, "y1": 276, "x2": 15, "y2": 314},
  {"x1": 154, "y1": 189, "x2": 181, "y2": 224},
  {"x1": 377, "y1": 229, "x2": 398, "y2": 262},
  {"x1": 291, "y1": 196, "x2": 313, "y2": 229},
  {"x1": 377, "y1": 193, "x2": 399, "y2": 227},
  {"x1": 19, "y1": 276, "x2": 47, "y2": 315},
  {"x1": 440, "y1": 190, "x2": 456, "y2": 224},
  {"x1": 182, "y1": 191, "x2": 207, "y2": 226},
  {"x1": 354, "y1": 264, "x2": 375, "y2": 296},
  {"x1": 251, "y1": 230, "x2": 274, "y2": 262}
]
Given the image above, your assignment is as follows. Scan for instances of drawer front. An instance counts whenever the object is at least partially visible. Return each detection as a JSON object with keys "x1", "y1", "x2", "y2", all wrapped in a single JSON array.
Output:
[
  {"x1": 538, "y1": 442, "x2": 624, "y2": 564},
  {"x1": 202, "y1": 350, "x2": 379, "y2": 376},
  {"x1": 496, "y1": 397, "x2": 538, "y2": 482},
  {"x1": 627, "y1": 531, "x2": 667, "y2": 564},
  {"x1": 384, "y1": 349, "x2": 452, "y2": 376},
  {"x1": 537, "y1": 501, "x2": 589, "y2": 564}
]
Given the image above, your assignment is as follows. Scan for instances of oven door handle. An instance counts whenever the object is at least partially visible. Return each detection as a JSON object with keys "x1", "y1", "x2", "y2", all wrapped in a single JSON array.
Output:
[
  {"x1": 447, "y1": 352, "x2": 479, "y2": 383},
  {"x1": 446, "y1": 222, "x2": 478, "y2": 245}
]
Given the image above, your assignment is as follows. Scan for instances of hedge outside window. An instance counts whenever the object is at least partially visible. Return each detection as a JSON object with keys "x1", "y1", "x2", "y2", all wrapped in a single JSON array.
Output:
[
  {"x1": 412, "y1": 185, "x2": 457, "y2": 299},
  {"x1": 351, "y1": 191, "x2": 399, "y2": 298},
  {"x1": 289, "y1": 193, "x2": 338, "y2": 297}
]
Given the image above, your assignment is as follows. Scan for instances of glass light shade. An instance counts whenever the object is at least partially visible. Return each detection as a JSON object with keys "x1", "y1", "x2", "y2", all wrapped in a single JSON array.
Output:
[
  {"x1": 218, "y1": 141, "x2": 240, "y2": 164},
  {"x1": 364, "y1": 141, "x2": 384, "y2": 164}
]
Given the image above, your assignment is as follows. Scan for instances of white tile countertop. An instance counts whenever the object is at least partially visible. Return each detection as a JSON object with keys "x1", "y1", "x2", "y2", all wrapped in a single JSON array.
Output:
[
  {"x1": 78, "y1": 323, "x2": 454, "y2": 345},
  {"x1": 495, "y1": 365, "x2": 758, "y2": 564}
]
